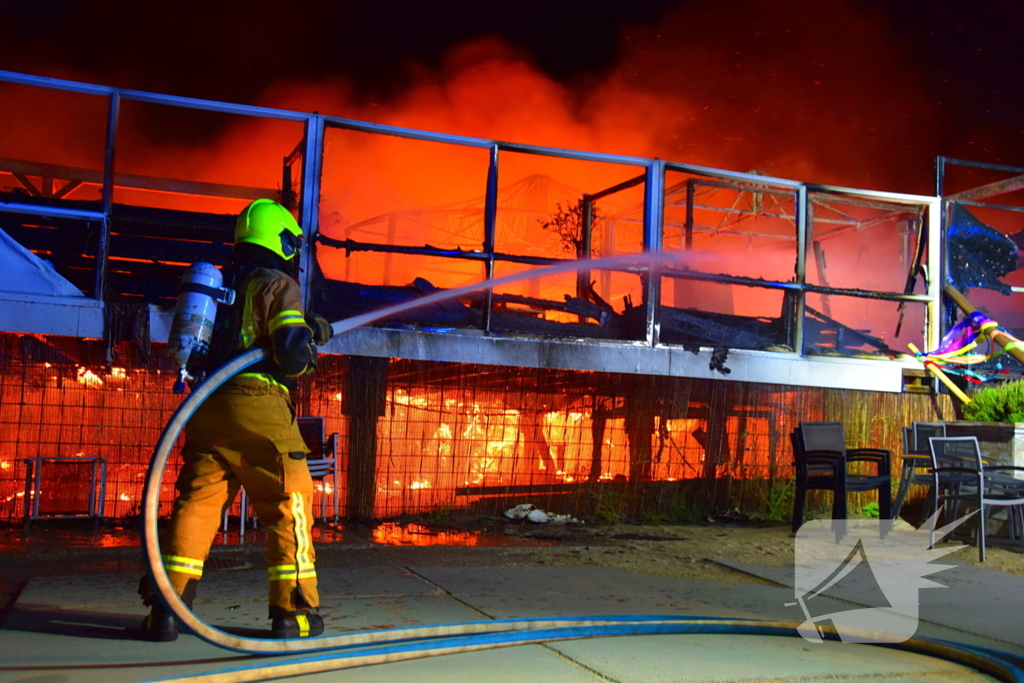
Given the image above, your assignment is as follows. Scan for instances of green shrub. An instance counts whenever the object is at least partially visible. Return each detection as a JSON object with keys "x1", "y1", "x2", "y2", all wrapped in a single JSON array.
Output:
[
  {"x1": 759, "y1": 478, "x2": 795, "y2": 523},
  {"x1": 963, "y1": 379, "x2": 1024, "y2": 423},
  {"x1": 638, "y1": 508, "x2": 669, "y2": 525},
  {"x1": 423, "y1": 506, "x2": 455, "y2": 522},
  {"x1": 671, "y1": 498, "x2": 704, "y2": 523},
  {"x1": 590, "y1": 489, "x2": 627, "y2": 523}
]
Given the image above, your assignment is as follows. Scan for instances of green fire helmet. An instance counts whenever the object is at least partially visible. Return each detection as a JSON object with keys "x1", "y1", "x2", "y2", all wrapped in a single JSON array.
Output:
[{"x1": 235, "y1": 198, "x2": 303, "y2": 261}]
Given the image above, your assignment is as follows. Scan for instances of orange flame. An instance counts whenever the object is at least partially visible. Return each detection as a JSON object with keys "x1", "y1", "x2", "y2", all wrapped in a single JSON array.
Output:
[{"x1": 76, "y1": 367, "x2": 103, "y2": 387}]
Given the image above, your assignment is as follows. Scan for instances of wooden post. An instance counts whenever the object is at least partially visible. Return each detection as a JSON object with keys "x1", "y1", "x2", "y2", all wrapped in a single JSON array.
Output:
[
  {"x1": 588, "y1": 406, "x2": 607, "y2": 483},
  {"x1": 624, "y1": 377, "x2": 657, "y2": 482},
  {"x1": 521, "y1": 409, "x2": 559, "y2": 479},
  {"x1": 700, "y1": 381, "x2": 731, "y2": 509},
  {"x1": 343, "y1": 356, "x2": 389, "y2": 521}
]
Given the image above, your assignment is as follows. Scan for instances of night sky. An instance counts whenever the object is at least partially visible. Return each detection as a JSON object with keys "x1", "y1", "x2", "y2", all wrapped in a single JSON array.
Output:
[{"x1": 1, "y1": 0, "x2": 1022, "y2": 194}]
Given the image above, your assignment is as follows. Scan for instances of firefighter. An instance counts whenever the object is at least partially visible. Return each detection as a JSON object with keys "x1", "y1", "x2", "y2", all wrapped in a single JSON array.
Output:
[{"x1": 140, "y1": 198, "x2": 333, "y2": 641}]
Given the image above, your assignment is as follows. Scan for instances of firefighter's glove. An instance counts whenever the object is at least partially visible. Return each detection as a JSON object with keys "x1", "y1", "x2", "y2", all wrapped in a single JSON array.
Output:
[
  {"x1": 306, "y1": 315, "x2": 333, "y2": 345},
  {"x1": 303, "y1": 344, "x2": 319, "y2": 375}
]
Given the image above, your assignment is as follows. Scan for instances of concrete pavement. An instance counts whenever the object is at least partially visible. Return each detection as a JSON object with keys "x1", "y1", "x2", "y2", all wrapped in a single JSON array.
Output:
[{"x1": 2, "y1": 560, "x2": 1021, "y2": 682}]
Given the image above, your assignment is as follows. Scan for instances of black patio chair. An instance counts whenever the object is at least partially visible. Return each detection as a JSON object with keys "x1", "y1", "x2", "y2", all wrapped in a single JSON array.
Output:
[
  {"x1": 892, "y1": 422, "x2": 945, "y2": 520},
  {"x1": 791, "y1": 421, "x2": 892, "y2": 533}
]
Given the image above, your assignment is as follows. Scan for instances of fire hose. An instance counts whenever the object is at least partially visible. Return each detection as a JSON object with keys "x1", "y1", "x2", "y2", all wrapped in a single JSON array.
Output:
[
  {"x1": 145, "y1": 620, "x2": 1024, "y2": 683},
  {"x1": 141, "y1": 342, "x2": 1024, "y2": 683},
  {"x1": 141, "y1": 256, "x2": 1024, "y2": 681}
]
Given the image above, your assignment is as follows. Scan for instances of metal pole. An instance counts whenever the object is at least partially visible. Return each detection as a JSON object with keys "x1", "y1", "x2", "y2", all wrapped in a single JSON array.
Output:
[
  {"x1": 281, "y1": 156, "x2": 294, "y2": 210},
  {"x1": 383, "y1": 214, "x2": 397, "y2": 286},
  {"x1": 22, "y1": 459, "x2": 33, "y2": 524},
  {"x1": 934, "y1": 155, "x2": 948, "y2": 350},
  {"x1": 587, "y1": 173, "x2": 645, "y2": 201},
  {"x1": 934, "y1": 153, "x2": 949, "y2": 355},
  {"x1": 578, "y1": 194, "x2": 593, "y2": 309},
  {"x1": 601, "y1": 219, "x2": 614, "y2": 299},
  {"x1": 643, "y1": 160, "x2": 665, "y2": 346},
  {"x1": 793, "y1": 185, "x2": 809, "y2": 353},
  {"x1": 89, "y1": 458, "x2": 98, "y2": 517},
  {"x1": 298, "y1": 115, "x2": 325, "y2": 314},
  {"x1": 926, "y1": 199, "x2": 943, "y2": 350},
  {"x1": 97, "y1": 92, "x2": 119, "y2": 300},
  {"x1": 482, "y1": 144, "x2": 499, "y2": 333},
  {"x1": 684, "y1": 178, "x2": 694, "y2": 250},
  {"x1": 934, "y1": 156, "x2": 946, "y2": 198},
  {"x1": 99, "y1": 460, "x2": 107, "y2": 518},
  {"x1": 33, "y1": 458, "x2": 43, "y2": 519},
  {"x1": 318, "y1": 236, "x2": 571, "y2": 266}
]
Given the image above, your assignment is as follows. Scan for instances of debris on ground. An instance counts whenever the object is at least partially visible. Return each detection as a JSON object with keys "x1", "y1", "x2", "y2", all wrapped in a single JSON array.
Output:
[
  {"x1": 504, "y1": 503, "x2": 583, "y2": 525},
  {"x1": 707, "y1": 508, "x2": 751, "y2": 525}
]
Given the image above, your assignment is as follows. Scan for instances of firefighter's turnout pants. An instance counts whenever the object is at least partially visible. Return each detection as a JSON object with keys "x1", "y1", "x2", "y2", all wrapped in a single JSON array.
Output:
[{"x1": 161, "y1": 375, "x2": 319, "y2": 613}]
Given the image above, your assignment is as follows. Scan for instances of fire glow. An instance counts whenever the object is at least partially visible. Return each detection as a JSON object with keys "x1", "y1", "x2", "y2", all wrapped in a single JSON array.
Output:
[
  {"x1": 373, "y1": 386, "x2": 768, "y2": 516},
  {"x1": 0, "y1": 2, "x2": 934, "y2": 321},
  {"x1": 77, "y1": 367, "x2": 103, "y2": 387}
]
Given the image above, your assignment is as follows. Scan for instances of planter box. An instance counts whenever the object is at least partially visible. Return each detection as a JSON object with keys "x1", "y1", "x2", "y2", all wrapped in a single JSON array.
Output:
[{"x1": 942, "y1": 421, "x2": 1024, "y2": 470}]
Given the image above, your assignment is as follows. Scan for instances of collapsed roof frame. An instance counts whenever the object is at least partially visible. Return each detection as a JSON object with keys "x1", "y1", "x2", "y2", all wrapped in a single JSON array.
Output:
[{"x1": 0, "y1": 69, "x2": 942, "y2": 376}]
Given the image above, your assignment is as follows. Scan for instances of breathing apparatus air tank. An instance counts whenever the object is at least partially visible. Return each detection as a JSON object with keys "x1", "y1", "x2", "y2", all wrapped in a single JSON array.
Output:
[{"x1": 167, "y1": 262, "x2": 235, "y2": 393}]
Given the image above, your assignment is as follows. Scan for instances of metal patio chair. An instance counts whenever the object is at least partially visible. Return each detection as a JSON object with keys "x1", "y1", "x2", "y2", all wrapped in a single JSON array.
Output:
[
  {"x1": 221, "y1": 417, "x2": 341, "y2": 537},
  {"x1": 221, "y1": 486, "x2": 256, "y2": 539},
  {"x1": 791, "y1": 421, "x2": 892, "y2": 533},
  {"x1": 297, "y1": 416, "x2": 341, "y2": 524},
  {"x1": 927, "y1": 436, "x2": 1024, "y2": 562},
  {"x1": 892, "y1": 422, "x2": 945, "y2": 520}
]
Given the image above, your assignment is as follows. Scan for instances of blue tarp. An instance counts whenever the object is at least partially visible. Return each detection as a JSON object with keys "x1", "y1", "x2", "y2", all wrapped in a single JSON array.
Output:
[{"x1": 946, "y1": 203, "x2": 1019, "y2": 295}]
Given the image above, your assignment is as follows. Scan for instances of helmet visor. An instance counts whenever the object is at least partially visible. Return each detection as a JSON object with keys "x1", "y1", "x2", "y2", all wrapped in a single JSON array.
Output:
[{"x1": 280, "y1": 229, "x2": 303, "y2": 259}]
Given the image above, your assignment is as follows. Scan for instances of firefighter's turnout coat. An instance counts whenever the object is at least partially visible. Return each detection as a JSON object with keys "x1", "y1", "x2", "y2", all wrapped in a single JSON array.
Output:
[{"x1": 161, "y1": 265, "x2": 320, "y2": 614}]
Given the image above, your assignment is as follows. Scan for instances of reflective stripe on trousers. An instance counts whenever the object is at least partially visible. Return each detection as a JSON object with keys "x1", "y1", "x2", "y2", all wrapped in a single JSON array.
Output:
[
  {"x1": 268, "y1": 492, "x2": 317, "y2": 582},
  {"x1": 161, "y1": 377, "x2": 318, "y2": 612}
]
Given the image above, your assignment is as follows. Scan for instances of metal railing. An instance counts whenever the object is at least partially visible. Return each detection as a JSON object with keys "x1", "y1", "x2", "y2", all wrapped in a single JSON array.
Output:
[{"x1": 0, "y1": 69, "x2": 942, "y2": 355}]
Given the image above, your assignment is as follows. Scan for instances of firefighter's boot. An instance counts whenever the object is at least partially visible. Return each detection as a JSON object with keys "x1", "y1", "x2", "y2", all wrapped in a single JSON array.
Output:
[
  {"x1": 270, "y1": 607, "x2": 324, "y2": 639},
  {"x1": 138, "y1": 575, "x2": 196, "y2": 642},
  {"x1": 142, "y1": 601, "x2": 178, "y2": 642}
]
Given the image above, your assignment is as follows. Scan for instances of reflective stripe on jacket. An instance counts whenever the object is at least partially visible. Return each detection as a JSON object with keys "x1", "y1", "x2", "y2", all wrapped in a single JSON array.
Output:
[{"x1": 231, "y1": 268, "x2": 315, "y2": 386}]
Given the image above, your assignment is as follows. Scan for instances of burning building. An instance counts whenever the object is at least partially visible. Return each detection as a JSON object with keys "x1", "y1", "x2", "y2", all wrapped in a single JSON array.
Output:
[{"x1": 1, "y1": 69, "x2": 1023, "y2": 528}]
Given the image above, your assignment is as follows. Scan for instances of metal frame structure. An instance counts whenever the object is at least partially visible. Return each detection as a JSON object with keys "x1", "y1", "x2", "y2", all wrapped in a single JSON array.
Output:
[
  {"x1": 22, "y1": 456, "x2": 107, "y2": 528},
  {"x1": 0, "y1": 69, "x2": 944, "y2": 390},
  {"x1": 936, "y1": 156, "x2": 1024, "y2": 213},
  {"x1": 936, "y1": 155, "x2": 1024, "y2": 297}
]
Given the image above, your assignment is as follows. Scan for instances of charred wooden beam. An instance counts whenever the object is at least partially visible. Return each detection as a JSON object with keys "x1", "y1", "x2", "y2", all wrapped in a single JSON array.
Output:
[
  {"x1": 344, "y1": 356, "x2": 389, "y2": 521},
  {"x1": 803, "y1": 305, "x2": 891, "y2": 353},
  {"x1": 658, "y1": 307, "x2": 778, "y2": 350}
]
